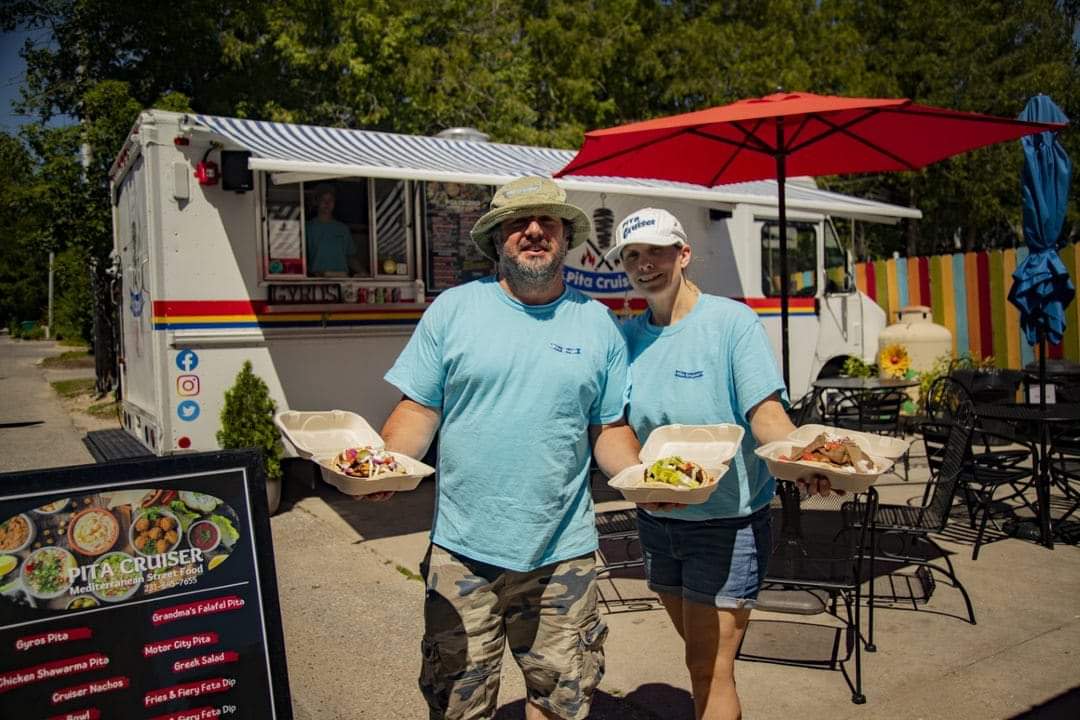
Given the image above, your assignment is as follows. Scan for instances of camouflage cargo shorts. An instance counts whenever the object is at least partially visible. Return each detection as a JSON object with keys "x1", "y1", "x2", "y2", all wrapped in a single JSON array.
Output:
[{"x1": 418, "y1": 544, "x2": 608, "y2": 720}]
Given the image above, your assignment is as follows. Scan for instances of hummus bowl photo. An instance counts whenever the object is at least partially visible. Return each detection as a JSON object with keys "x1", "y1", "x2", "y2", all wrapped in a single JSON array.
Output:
[{"x1": 68, "y1": 508, "x2": 120, "y2": 556}]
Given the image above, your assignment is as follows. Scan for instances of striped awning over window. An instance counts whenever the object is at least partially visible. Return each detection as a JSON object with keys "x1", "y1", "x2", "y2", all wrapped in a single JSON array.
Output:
[{"x1": 189, "y1": 114, "x2": 921, "y2": 221}]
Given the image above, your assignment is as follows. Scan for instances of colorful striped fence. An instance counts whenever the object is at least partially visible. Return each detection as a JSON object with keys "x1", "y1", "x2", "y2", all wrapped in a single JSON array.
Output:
[{"x1": 854, "y1": 242, "x2": 1080, "y2": 368}]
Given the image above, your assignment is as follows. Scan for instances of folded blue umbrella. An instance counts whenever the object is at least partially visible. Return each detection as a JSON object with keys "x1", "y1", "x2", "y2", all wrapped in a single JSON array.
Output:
[{"x1": 1008, "y1": 95, "x2": 1074, "y2": 346}]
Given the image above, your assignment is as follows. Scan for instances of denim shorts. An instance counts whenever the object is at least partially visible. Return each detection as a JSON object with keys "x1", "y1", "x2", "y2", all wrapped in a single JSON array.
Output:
[{"x1": 637, "y1": 506, "x2": 771, "y2": 609}]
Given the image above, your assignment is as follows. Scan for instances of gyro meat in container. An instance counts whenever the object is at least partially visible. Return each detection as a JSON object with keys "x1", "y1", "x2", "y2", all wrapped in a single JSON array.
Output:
[
  {"x1": 755, "y1": 430, "x2": 894, "y2": 493},
  {"x1": 274, "y1": 410, "x2": 434, "y2": 496}
]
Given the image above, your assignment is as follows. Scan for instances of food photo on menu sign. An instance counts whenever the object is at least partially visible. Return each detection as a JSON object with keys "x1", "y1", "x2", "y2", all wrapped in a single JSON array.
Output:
[{"x1": 0, "y1": 489, "x2": 241, "y2": 614}]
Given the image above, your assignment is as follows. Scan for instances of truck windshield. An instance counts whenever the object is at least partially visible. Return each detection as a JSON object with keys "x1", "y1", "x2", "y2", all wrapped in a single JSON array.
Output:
[{"x1": 761, "y1": 221, "x2": 817, "y2": 297}]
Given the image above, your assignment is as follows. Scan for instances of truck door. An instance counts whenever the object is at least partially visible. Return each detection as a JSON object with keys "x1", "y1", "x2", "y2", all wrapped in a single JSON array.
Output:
[{"x1": 812, "y1": 218, "x2": 861, "y2": 378}]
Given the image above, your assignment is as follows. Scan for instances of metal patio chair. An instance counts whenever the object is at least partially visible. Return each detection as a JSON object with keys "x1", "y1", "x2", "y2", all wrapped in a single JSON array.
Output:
[
  {"x1": 841, "y1": 402, "x2": 978, "y2": 632},
  {"x1": 1049, "y1": 419, "x2": 1080, "y2": 541},
  {"x1": 787, "y1": 388, "x2": 823, "y2": 426},
  {"x1": 748, "y1": 481, "x2": 879, "y2": 704},
  {"x1": 927, "y1": 376, "x2": 1038, "y2": 559},
  {"x1": 593, "y1": 507, "x2": 657, "y2": 612}
]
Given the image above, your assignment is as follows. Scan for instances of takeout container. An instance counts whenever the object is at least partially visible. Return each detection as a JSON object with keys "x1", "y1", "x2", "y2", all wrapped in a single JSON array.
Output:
[
  {"x1": 274, "y1": 410, "x2": 434, "y2": 496},
  {"x1": 754, "y1": 441, "x2": 894, "y2": 493},
  {"x1": 608, "y1": 424, "x2": 743, "y2": 505},
  {"x1": 787, "y1": 424, "x2": 910, "y2": 460}
]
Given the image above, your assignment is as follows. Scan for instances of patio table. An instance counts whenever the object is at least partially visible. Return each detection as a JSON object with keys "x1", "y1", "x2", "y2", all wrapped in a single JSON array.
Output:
[
  {"x1": 974, "y1": 402, "x2": 1080, "y2": 549},
  {"x1": 811, "y1": 377, "x2": 919, "y2": 416},
  {"x1": 812, "y1": 377, "x2": 920, "y2": 392}
]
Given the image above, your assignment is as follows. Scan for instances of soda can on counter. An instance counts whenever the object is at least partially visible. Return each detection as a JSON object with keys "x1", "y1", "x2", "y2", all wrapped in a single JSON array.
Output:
[
  {"x1": 391, "y1": 287, "x2": 401, "y2": 303},
  {"x1": 357, "y1": 287, "x2": 367, "y2": 304},
  {"x1": 375, "y1": 287, "x2": 385, "y2": 304}
]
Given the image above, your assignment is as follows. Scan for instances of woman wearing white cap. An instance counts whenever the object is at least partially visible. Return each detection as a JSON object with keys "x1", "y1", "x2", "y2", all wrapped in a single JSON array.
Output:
[{"x1": 610, "y1": 208, "x2": 832, "y2": 720}]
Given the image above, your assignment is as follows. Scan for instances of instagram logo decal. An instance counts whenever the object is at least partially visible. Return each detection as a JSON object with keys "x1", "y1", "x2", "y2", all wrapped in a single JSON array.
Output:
[{"x1": 177, "y1": 375, "x2": 200, "y2": 397}]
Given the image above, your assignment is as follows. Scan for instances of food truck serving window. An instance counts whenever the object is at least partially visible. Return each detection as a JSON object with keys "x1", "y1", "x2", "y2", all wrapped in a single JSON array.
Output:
[
  {"x1": 262, "y1": 177, "x2": 410, "y2": 281},
  {"x1": 761, "y1": 221, "x2": 818, "y2": 297}
]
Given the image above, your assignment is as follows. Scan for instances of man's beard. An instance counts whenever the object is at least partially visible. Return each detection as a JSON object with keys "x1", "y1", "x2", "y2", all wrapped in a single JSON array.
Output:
[{"x1": 499, "y1": 242, "x2": 568, "y2": 291}]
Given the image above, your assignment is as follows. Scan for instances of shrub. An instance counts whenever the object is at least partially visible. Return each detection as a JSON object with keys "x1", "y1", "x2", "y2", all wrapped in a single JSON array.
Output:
[
  {"x1": 841, "y1": 355, "x2": 877, "y2": 378},
  {"x1": 53, "y1": 248, "x2": 93, "y2": 343},
  {"x1": 916, "y1": 352, "x2": 997, "y2": 414},
  {"x1": 15, "y1": 323, "x2": 46, "y2": 340},
  {"x1": 217, "y1": 361, "x2": 283, "y2": 482}
]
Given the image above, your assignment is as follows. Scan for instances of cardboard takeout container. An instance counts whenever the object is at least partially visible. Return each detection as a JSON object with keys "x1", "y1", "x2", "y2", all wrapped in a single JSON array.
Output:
[
  {"x1": 274, "y1": 410, "x2": 434, "y2": 496},
  {"x1": 754, "y1": 440, "x2": 893, "y2": 493},
  {"x1": 609, "y1": 424, "x2": 743, "y2": 505}
]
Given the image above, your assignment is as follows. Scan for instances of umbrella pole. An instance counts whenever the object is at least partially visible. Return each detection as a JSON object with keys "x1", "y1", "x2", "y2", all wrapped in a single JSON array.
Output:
[
  {"x1": 1039, "y1": 327, "x2": 1047, "y2": 412},
  {"x1": 776, "y1": 121, "x2": 791, "y2": 391}
]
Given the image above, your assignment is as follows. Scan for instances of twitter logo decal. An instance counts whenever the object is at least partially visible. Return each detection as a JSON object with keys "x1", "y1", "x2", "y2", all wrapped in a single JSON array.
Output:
[{"x1": 177, "y1": 400, "x2": 201, "y2": 422}]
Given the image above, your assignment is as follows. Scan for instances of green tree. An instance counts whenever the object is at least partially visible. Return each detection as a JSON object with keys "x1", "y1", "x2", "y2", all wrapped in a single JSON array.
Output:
[
  {"x1": 4, "y1": 0, "x2": 1077, "y2": 294},
  {"x1": 821, "y1": 0, "x2": 1080, "y2": 257},
  {"x1": 0, "y1": 132, "x2": 48, "y2": 327},
  {"x1": 217, "y1": 361, "x2": 283, "y2": 483}
]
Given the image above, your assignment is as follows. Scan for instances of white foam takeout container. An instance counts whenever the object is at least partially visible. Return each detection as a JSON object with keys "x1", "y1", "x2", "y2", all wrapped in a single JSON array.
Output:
[
  {"x1": 274, "y1": 410, "x2": 434, "y2": 496},
  {"x1": 608, "y1": 424, "x2": 743, "y2": 505},
  {"x1": 787, "y1": 424, "x2": 910, "y2": 460},
  {"x1": 754, "y1": 440, "x2": 894, "y2": 493}
]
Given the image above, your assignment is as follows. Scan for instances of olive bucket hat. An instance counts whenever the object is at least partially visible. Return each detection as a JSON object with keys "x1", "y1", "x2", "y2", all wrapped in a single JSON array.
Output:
[{"x1": 470, "y1": 176, "x2": 592, "y2": 260}]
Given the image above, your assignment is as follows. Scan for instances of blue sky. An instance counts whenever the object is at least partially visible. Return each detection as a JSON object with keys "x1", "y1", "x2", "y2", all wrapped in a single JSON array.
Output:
[{"x1": 0, "y1": 27, "x2": 70, "y2": 132}]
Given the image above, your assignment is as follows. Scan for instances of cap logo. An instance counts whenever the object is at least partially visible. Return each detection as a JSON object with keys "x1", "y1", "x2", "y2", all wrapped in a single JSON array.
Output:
[{"x1": 622, "y1": 216, "x2": 656, "y2": 239}]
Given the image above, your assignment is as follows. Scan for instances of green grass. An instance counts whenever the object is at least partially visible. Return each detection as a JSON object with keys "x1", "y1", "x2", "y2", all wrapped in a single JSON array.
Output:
[
  {"x1": 87, "y1": 400, "x2": 120, "y2": 419},
  {"x1": 50, "y1": 378, "x2": 95, "y2": 398},
  {"x1": 58, "y1": 338, "x2": 89, "y2": 348},
  {"x1": 395, "y1": 564, "x2": 423, "y2": 582},
  {"x1": 41, "y1": 350, "x2": 95, "y2": 368}
]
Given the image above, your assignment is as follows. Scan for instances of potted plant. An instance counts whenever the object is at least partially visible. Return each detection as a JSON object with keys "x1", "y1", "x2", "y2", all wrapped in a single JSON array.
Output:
[{"x1": 217, "y1": 361, "x2": 284, "y2": 514}]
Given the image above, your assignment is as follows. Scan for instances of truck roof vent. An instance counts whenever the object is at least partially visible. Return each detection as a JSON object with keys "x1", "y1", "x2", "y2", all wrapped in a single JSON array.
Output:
[{"x1": 435, "y1": 127, "x2": 490, "y2": 143}]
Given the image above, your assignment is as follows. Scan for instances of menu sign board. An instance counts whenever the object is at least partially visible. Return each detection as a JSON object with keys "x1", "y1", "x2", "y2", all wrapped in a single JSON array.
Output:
[
  {"x1": 0, "y1": 451, "x2": 291, "y2": 719},
  {"x1": 423, "y1": 181, "x2": 496, "y2": 293}
]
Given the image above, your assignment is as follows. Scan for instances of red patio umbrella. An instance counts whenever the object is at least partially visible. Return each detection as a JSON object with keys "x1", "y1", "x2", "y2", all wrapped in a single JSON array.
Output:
[{"x1": 555, "y1": 91, "x2": 1065, "y2": 389}]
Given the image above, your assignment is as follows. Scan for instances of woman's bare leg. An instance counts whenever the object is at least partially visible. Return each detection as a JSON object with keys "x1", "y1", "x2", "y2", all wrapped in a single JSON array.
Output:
[
  {"x1": 682, "y1": 602, "x2": 751, "y2": 720},
  {"x1": 657, "y1": 590, "x2": 685, "y2": 639}
]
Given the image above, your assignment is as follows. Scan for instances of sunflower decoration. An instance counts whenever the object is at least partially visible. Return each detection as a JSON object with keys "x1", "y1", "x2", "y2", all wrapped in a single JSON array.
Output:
[{"x1": 879, "y1": 343, "x2": 911, "y2": 379}]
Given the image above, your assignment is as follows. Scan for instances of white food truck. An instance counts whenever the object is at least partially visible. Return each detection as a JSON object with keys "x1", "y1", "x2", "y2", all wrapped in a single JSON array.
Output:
[{"x1": 109, "y1": 110, "x2": 919, "y2": 461}]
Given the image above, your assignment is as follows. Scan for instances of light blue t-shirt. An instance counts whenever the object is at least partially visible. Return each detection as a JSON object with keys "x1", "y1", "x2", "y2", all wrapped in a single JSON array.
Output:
[
  {"x1": 384, "y1": 277, "x2": 629, "y2": 571},
  {"x1": 305, "y1": 219, "x2": 352, "y2": 273},
  {"x1": 623, "y1": 294, "x2": 787, "y2": 520}
]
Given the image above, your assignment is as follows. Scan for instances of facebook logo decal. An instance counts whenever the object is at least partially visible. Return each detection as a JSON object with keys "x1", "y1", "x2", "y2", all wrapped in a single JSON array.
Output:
[
  {"x1": 176, "y1": 349, "x2": 199, "y2": 372},
  {"x1": 177, "y1": 400, "x2": 201, "y2": 422}
]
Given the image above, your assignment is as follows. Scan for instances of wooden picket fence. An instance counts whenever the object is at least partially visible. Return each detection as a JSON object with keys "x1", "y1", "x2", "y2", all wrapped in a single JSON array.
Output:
[{"x1": 854, "y1": 242, "x2": 1080, "y2": 369}]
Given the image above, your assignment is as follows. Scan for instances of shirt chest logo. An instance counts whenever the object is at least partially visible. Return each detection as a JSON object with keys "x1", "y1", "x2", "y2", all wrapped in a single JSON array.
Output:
[
  {"x1": 675, "y1": 369, "x2": 704, "y2": 379},
  {"x1": 550, "y1": 343, "x2": 583, "y2": 355}
]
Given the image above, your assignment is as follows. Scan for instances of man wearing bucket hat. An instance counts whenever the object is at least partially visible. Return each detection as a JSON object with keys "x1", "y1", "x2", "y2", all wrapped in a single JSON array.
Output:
[
  {"x1": 610, "y1": 207, "x2": 833, "y2": 720},
  {"x1": 379, "y1": 177, "x2": 641, "y2": 720}
]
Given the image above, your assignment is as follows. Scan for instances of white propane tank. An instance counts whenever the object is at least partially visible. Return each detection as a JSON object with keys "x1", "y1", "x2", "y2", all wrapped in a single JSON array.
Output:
[{"x1": 878, "y1": 305, "x2": 952, "y2": 377}]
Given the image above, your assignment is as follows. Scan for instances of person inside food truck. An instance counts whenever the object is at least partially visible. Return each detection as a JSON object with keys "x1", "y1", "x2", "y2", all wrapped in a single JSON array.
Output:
[
  {"x1": 373, "y1": 176, "x2": 643, "y2": 720},
  {"x1": 305, "y1": 184, "x2": 354, "y2": 276}
]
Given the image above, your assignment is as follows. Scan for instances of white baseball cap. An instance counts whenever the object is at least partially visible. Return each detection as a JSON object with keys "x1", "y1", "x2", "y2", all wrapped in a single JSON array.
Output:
[{"x1": 604, "y1": 208, "x2": 687, "y2": 263}]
